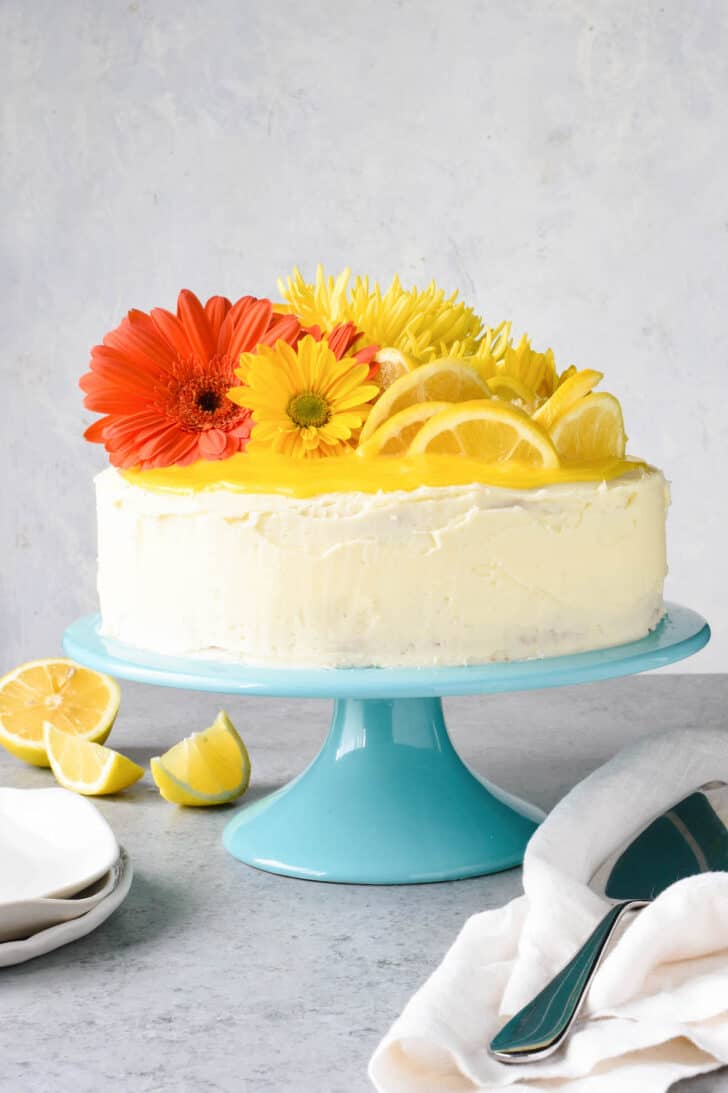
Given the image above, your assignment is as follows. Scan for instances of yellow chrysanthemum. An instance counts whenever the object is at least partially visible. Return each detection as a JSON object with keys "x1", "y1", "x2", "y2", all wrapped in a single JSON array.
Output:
[
  {"x1": 460, "y1": 334, "x2": 559, "y2": 399},
  {"x1": 448, "y1": 320, "x2": 512, "y2": 366},
  {"x1": 498, "y1": 335, "x2": 558, "y2": 398},
  {"x1": 228, "y1": 336, "x2": 379, "y2": 459},
  {"x1": 277, "y1": 266, "x2": 483, "y2": 364},
  {"x1": 276, "y1": 267, "x2": 351, "y2": 329}
]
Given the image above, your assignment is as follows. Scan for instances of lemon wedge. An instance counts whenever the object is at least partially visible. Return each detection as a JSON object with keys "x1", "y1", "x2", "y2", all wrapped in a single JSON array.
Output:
[
  {"x1": 0, "y1": 659, "x2": 120, "y2": 768},
  {"x1": 549, "y1": 392, "x2": 627, "y2": 460},
  {"x1": 150, "y1": 711, "x2": 251, "y2": 807},
  {"x1": 374, "y1": 347, "x2": 416, "y2": 390},
  {"x1": 359, "y1": 359, "x2": 491, "y2": 443},
  {"x1": 408, "y1": 399, "x2": 560, "y2": 466},
  {"x1": 533, "y1": 368, "x2": 603, "y2": 430},
  {"x1": 44, "y1": 723, "x2": 143, "y2": 796},
  {"x1": 357, "y1": 401, "x2": 451, "y2": 456}
]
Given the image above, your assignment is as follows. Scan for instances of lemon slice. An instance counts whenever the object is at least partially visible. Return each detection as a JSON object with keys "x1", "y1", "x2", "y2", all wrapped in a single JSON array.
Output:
[
  {"x1": 408, "y1": 399, "x2": 560, "y2": 466},
  {"x1": 533, "y1": 368, "x2": 603, "y2": 430},
  {"x1": 357, "y1": 401, "x2": 451, "y2": 456},
  {"x1": 374, "y1": 347, "x2": 416, "y2": 390},
  {"x1": 549, "y1": 392, "x2": 627, "y2": 461},
  {"x1": 487, "y1": 374, "x2": 536, "y2": 410},
  {"x1": 359, "y1": 359, "x2": 491, "y2": 443},
  {"x1": 0, "y1": 659, "x2": 120, "y2": 768},
  {"x1": 44, "y1": 723, "x2": 143, "y2": 796},
  {"x1": 150, "y1": 711, "x2": 251, "y2": 807}
]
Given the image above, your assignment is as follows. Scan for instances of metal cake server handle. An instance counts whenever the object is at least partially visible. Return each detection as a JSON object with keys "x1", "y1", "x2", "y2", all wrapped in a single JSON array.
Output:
[{"x1": 489, "y1": 780, "x2": 728, "y2": 1063}]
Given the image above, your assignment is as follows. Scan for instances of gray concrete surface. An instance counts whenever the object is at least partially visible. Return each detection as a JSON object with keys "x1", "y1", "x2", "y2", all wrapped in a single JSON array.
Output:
[{"x1": 0, "y1": 675, "x2": 726, "y2": 1091}]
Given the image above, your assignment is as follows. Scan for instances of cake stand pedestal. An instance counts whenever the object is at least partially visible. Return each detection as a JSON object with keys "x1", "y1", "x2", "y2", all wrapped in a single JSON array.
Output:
[{"x1": 63, "y1": 604, "x2": 709, "y2": 885}]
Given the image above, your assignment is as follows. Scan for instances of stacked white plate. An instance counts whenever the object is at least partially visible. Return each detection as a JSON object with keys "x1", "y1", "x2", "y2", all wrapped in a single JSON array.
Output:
[{"x1": 0, "y1": 787, "x2": 133, "y2": 967}]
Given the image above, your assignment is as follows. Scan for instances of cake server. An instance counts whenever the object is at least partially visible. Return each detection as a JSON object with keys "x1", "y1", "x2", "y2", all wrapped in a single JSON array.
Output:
[{"x1": 489, "y1": 780, "x2": 728, "y2": 1063}]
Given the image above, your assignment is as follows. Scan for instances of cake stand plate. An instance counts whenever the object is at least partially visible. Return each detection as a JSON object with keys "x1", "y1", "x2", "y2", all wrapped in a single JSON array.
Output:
[{"x1": 63, "y1": 604, "x2": 709, "y2": 885}]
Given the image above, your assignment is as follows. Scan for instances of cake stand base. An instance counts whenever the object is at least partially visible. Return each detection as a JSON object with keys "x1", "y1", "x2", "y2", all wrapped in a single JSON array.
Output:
[{"x1": 222, "y1": 697, "x2": 542, "y2": 884}]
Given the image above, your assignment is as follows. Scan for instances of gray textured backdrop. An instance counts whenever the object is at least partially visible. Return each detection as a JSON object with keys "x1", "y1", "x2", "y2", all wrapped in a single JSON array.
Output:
[{"x1": 2, "y1": 0, "x2": 726, "y2": 670}]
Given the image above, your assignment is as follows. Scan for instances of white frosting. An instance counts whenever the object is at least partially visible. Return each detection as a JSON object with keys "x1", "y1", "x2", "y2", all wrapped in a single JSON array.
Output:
[{"x1": 95, "y1": 467, "x2": 669, "y2": 667}]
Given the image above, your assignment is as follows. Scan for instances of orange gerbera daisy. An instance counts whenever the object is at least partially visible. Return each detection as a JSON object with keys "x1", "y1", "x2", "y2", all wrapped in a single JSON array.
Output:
[
  {"x1": 81, "y1": 290, "x2": 301, "y2": 469},
  {"x1": 307, "y1": 320, "x2": 379, "y2": 376}
]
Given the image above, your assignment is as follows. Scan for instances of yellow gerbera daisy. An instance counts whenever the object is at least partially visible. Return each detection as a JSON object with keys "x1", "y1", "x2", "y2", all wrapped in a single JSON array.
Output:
[
  {"x1": 228, "y1": 336, "x2": 379, "y2": 459},
  {"x1": 277, "y1": 266, "x2": 483, "y2": 363}
]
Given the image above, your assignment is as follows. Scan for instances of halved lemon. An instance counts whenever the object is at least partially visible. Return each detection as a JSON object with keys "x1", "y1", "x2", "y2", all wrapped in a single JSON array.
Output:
[
  {"x1": 359, "y1": 359, "x2": 491, "y2": 443},
  {"x1": 533, "y1": 368, "x2": 603, "y2": 430},
  {"x1": 408, "y1": 399, "x2": 560, "y2": 466},
  {"x1": 150, "y1": 711, "x2": 251, "y2": 807},
  {"x1": 549, "y1": 392, "x2": 627, "y2": 461},
  {"x1": 0, "y1": 659, "x2": 120, "y2": 768},
  {"x1": 357, "y1": 401, "x2": 451, "y2": 456},
  {"x1": 44, "y1": 723, "x2": 143, "y2": 796},
  {"x1": 373, "y1": 347, "x2": 416, "y2": 390}
]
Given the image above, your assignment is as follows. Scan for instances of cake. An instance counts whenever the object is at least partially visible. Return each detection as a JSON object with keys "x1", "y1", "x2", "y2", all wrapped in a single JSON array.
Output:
[{"x1": 81, "y1": 268, "x2": 669, "y2": 668}]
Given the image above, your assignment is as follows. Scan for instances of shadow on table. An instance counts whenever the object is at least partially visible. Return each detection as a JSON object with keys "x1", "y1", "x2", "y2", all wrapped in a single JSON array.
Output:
[
  {"x1": 239, "y1": 780, "x2": 284, "y2": 806},
  {"x1": 1, "y1": 871, "x2": 196, "y2": 978},
  {"x1": 121, "y1": 745, "x2": 169, "y2": 768}
]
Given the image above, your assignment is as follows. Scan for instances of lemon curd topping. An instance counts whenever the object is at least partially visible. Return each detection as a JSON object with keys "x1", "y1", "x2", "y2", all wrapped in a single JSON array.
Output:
[{"x1": 121, "y1": 451, "x2": 650, "y2": 498}]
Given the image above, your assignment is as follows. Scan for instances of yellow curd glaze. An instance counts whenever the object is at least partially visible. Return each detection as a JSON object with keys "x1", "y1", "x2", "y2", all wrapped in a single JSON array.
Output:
[{"x1": 120, "y1": 452, "x2": 650, "y2": 498}]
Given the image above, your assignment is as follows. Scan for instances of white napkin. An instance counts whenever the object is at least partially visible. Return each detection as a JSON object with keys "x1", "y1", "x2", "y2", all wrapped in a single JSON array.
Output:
[{"x1": 370, "y1": 728, "x2": 728, "y2": 1092}]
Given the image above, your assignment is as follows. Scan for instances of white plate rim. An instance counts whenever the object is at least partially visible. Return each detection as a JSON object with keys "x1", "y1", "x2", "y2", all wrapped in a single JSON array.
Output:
[
  {"x1": 0, "y1": 847, "x2": 133, "y2": 967},
  {"x1": 0, "y1": 787, "x2": 120, "y2": 902}
]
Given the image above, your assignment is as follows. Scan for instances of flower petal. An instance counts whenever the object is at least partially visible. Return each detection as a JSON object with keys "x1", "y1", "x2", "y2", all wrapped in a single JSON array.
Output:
[
  {"x1": 84, "y1": 416, "x2": 114, "y2": 442},
  {"x1": 104, "y1": 316, "x2": 176, "y2": 374},
  {"x1": 177, "y1": 289, "x2": 216, "y2": 362},
  {"x1": 140, "y1": 428, "x2": 200, "y2": 468},
  {"x1": 259, "y1": 313, "x2": 301, "y2": 348},
  {"x1": 150, "y1": 307, "x2": 193, "y2": 358},
  {"x1": 228, "y1": 299, "x2": 274, "y2": 359},
  {"x1": 205, "y1": 295, "x2": 232, "y2": 341},
  {"x1": 197, "y1": 429, "x2": 228, "y2": 458}
]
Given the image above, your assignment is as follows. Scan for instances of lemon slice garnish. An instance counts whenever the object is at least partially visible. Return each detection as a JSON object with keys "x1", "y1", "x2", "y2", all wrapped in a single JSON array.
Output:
[
  {"x1": 0, "y1": 659, "x2": 120, "y2": 768},
  {"x1": 533, "y1": 368, "x2": 603, "y2": 430},
  {"x1": 150, "y1": 711, "x2": 251, "y2": 807},
  {"x1": 486, "y1": 374, "x2": 537, "y2": 410},
  {"x1": 360, "y1": 359, "x2": 491, "y2": 443},
  {"x1": 374, "y1": 347, "x2": 416, "y2": 390},
  {"x1": 408, "y1": 399, "x2": 560, "y2": 466},
  {"x1": 549, "y1": 392, "x2": 627, "y2": 460},
  {"x1": 44, "y1": 723, "x2": 143, "y2": 796},
  {"x1": 357, "y1": 401, "x2": 451, "y2": 457}
]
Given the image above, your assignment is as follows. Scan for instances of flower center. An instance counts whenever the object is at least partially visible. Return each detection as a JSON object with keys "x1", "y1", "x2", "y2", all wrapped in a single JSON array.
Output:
[
  {"x1": 196, "y1": 389, "x2": 221, "y2": 413},
  {"x1": 168, "y1": 355, "x2": 244, "y2": 432},
  {"x1": 287, "y1": 392, "x2": 330, "y2": 429}
]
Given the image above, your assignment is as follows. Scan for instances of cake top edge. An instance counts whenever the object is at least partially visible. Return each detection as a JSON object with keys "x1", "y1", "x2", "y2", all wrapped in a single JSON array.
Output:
[{"x1": 80, "y1": 269, "x2": 642, "y2": 489}]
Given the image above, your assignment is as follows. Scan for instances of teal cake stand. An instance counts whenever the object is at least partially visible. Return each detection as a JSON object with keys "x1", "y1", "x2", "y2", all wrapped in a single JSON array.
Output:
[{"x1": 63, "y1": 604, "x2": 709, "y2": 885}]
